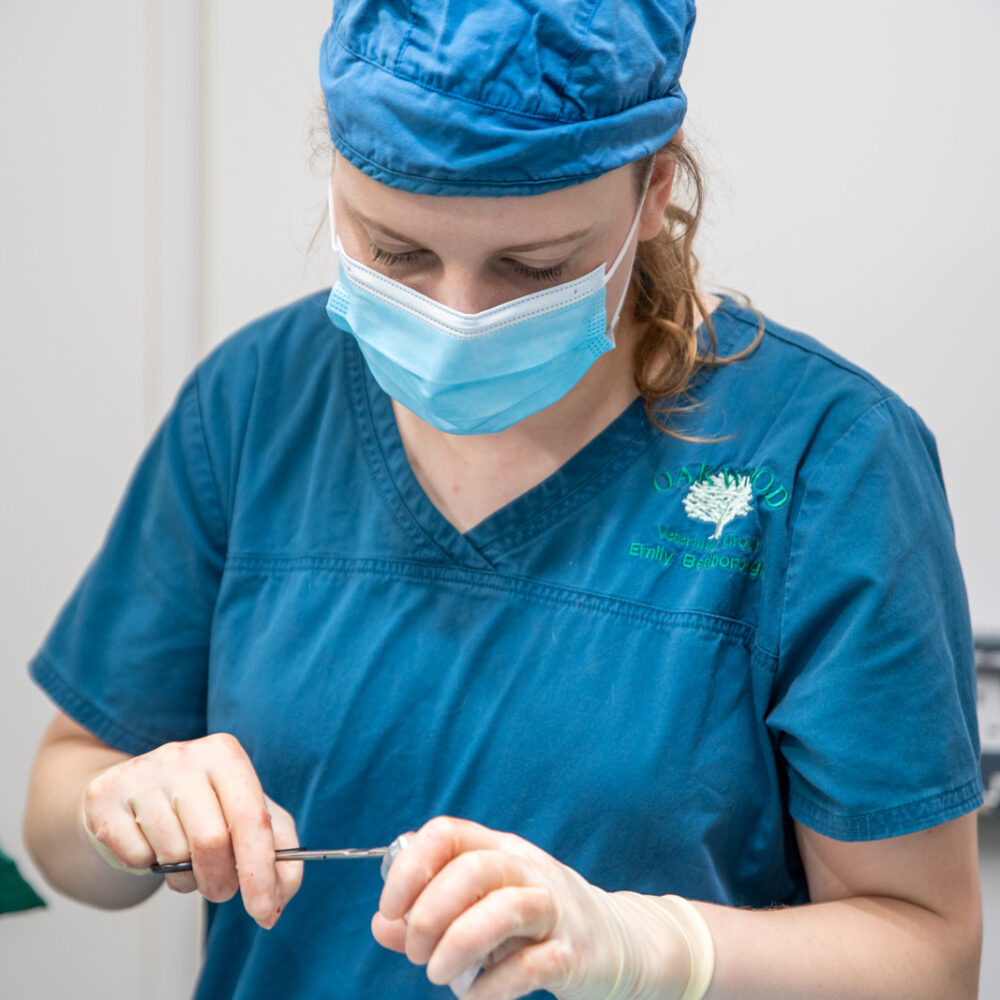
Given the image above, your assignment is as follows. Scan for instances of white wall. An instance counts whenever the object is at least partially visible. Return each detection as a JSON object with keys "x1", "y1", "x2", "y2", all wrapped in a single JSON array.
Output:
[
  {"x1": 684, "y1": 1, "x2": 1000, "y2": 635},
  {"x1": 1, "y1": 2, "x2": 996, "y2": 997}
]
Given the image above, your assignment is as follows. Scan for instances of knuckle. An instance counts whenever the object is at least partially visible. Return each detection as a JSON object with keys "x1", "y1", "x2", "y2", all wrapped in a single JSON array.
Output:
[
  {"x1": 118, "y1": 841, "x2": 154, "y2": 868},
  {"x1": 521, "y1": 886, "x2": 552, "y2": 924},
  {"x1": 444, "y1": 921, "x2": 479, "y2": 960},
  {"x1": 192, "y1": 830, "x2": 233, "y2": 858},
  {"x1": 519, "y1": 940, "x2": 570, "y2": 992},
  {"x1": 422, "y1": 815, "x2": 462, "y2": 844},
  {"x1": 404, "y1": 925, "x2": 435, "y2": 965},
  {"x1": 405, "y1": 908, "x2": 435, "y2": 944},
  {"x1": 231, "y1": 805, "x2": 273, "y2": 841},
  {"x1": 83, "y1": 791, "x2": 112, "y2": 836},
  {"x1": 208, "y1": 732, "x2": 245, "y2": 758},
  {"x1": 88, "y1": 817, "x2": 113, "y2": 843},
  {"x1": 462, "y1": 850, "x2": 506, "y2": 894},
  {"x1": 82, "y1": 780, "x2": 99, "y2": 808},
  {"x1": 85, "y1": 768, "x2": 118, "y2": 806},
  {"x1": 159, "y1": 740, "x2": 185, "y2": 762},
  {"x1": 546, "y1": 940, "x2": 575, "y2": 984}
]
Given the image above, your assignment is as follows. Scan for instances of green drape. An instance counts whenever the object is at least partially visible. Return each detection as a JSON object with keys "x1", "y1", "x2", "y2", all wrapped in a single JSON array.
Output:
[{"x1": 0, "y1": 844, "x2": 45, "y2": 914}]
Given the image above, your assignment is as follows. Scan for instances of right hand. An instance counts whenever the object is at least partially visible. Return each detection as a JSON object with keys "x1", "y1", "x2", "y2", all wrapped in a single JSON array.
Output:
[{"x1": 82, "y1": 732, "x2": 302, "y2": 928}]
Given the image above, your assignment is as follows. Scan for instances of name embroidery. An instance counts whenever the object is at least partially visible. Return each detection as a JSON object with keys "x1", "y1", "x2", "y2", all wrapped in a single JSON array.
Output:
[{"x1": 624, "y1": 462, "x2": 790, "y2": 579}]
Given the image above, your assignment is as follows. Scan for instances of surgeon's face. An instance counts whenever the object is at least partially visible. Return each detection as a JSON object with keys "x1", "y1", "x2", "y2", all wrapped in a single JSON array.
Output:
[{"x1": 330, "y1": 155, "x2": 672, "y2": 325}]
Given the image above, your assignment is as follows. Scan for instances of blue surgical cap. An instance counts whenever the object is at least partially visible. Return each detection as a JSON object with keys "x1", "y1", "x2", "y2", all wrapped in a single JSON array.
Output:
[{"x1": 320, "y1": 0, "x2": 696, "y2": 197}]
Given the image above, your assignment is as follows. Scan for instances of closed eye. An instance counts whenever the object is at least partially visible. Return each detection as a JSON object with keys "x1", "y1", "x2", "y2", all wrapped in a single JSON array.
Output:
[
  {"x1": 369, "y1": 241, "x2": 568, "y2": 283},
  {"x1": 369, "y1": 244, "x2": 424, "y2": 266},
  {"x1": 508, "y1": 261, "x2": 568, "y2": 282}
]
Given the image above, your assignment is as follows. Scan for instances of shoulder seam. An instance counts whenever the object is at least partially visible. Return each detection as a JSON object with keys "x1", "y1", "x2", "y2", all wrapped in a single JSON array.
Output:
[
  {"x1": 189, "y1": 370, "x2": 229, "y2": 543},
  {"x1": 723, "y1": 309, "x2": 894, "y2": 402}
]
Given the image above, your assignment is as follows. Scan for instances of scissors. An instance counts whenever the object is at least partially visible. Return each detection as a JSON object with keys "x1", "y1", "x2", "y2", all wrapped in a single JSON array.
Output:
[{"x1": 151, "y1": 845, "x2": 390, "y2": 875}]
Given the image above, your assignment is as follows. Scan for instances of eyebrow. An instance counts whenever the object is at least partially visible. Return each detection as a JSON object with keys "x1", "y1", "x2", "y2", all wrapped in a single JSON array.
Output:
[{"x1": 348, "y1": 206, "x2": 594, "y2": 254}]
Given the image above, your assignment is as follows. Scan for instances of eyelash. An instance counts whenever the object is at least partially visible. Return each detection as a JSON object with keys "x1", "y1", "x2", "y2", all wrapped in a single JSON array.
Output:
[
  {"x1": 368, "y1": 243, "x2": 567, "y2": 282},
  {"x1": 370, "y1": 245, "x2": 422, "y2": 267},
  {"x1": 511, "y1": 261, "x2": 567, "y2": 281}
]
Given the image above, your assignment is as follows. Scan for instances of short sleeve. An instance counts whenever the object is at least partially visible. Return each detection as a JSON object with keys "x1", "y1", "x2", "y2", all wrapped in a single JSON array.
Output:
[
  {"x1": 768, "y1": 395, "x2": 983, "y2": 841},
  {"x1": 29, "y1": 374, "x2": 227, "y2": 756}
]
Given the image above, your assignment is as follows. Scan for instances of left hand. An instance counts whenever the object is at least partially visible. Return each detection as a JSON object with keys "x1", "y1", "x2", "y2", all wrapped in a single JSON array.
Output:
[{"x1": 372, "y1": 816, "x2": 699, "y2": 1000}]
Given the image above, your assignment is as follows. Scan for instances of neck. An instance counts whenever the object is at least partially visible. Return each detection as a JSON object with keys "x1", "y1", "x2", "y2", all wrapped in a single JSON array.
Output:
[{"x1": 391, "y1": 290, "x2": 721, "y2": 532}]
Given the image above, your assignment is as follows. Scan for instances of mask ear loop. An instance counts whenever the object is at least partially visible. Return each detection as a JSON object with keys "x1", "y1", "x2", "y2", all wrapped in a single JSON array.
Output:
[
  {"x1": 605, "y1": 162, "x2": 655, "y2": 338},
  {"x1": 327, "y1": 153, "x2": 337, "y2": 251}
]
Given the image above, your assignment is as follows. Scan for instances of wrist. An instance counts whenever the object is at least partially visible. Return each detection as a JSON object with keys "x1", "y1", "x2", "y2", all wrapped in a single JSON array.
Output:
[{"x1": 601, "y1": 891, "x2": 714, "y2": 1000}]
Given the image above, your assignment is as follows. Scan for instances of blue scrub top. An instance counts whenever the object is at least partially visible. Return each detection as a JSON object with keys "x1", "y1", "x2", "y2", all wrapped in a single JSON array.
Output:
[{"x1": 30, "y1": 293, "x2": 982, "y2": 999}]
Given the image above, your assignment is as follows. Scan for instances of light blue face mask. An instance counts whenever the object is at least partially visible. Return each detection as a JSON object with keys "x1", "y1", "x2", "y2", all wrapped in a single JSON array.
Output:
[{"x1": 325, "y1": 181, "x2": 648, "y2": 436}]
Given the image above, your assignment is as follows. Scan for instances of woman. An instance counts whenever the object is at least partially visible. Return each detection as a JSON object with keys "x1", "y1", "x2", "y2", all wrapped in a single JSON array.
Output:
[{"x1": 23, "y1": 2, "x2": 983, "y2": 998}]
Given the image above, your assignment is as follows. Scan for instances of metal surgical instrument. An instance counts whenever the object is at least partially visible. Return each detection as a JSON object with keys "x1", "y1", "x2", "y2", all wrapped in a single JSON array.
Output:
[
  {"x1": 150, "y1": 834, "x2": 479, "y2": 996},
  {"x1": 150, "y1": 845, "x2": 389, "y2": 875}
]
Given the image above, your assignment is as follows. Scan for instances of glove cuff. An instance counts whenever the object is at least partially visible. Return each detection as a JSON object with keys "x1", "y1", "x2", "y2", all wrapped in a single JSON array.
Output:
[
  {"x1": 599, "y1": 890, "x2": 714, "y2": 1000},
  {"x1": 651, "y1": 895, "x2": 715, "y2": 1000}
]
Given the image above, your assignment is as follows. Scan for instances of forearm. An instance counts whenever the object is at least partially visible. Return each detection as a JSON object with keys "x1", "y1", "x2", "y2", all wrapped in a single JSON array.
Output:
[
  {"x1": 23, "y1": 730, "x2": 162, "y2": 909},
  {"x1": 691, "y1": 895, "x2": 981, "y2": 1000}
]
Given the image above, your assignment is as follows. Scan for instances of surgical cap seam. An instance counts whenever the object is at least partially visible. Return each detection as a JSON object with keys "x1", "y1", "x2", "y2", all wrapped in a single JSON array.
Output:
[
  {"x1": 333, "y1": 19, "x2": 593, "y2": 125},
  {"x1": 556, "y1": 0, "x2": 603, "y2": 120},
  {"x1": 330, "y1": 128, "x2": 605, "y2": 190},
  {"x1": 392, "y1": 0, "x2": 415, "y2": 76}
]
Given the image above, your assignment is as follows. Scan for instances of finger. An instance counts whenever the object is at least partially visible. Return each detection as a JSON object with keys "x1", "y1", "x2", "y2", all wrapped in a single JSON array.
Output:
[
  {"x1": 464, "y1": 938, "x2": 573, "y2": 1000},
  {"x1": 163, "y1": 871, "x2": 198, "y2": 893},
  {"x1": 171, "y1": 781, "x2": 239, "y2": 904},
  {"x1": 405, "y1": 849, "x2": 534, "y2": 965},
  {"x1": 83, "y1": 794, "x2": 159, "y2": 872},
  {"x1": 205, "y1": 738, "x2": 276, "y2": 927},
  {"x1": 371, "y1": 911, "x2": 409, "y2": 953},
  {"x1": 131, "y1": 793, "x2": 195, "y2": 871},
  {"x1": 426, "y1": 885, "x2": 556, "y2": 988},
  {"x1": 380, "y1": 817, "x2": 511, "y2": 922},
  {"x1": 83, "y1": 768, "x2": 169, "y2": 873},
  {"x1": 265, "y1": 796, "x2": 303, "y2": 922}
]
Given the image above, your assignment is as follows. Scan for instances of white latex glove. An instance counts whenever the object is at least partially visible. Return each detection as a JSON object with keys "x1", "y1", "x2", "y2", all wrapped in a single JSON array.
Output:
[
  {"x1": 82, "y1": 732, "x2": 302, "y2": 928},
  {"x1": 373, "y1": 817, "x2": 714, "y2": 1000}
]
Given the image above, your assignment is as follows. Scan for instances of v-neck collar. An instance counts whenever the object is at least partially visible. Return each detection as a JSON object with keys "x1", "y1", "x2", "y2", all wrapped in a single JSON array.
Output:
[
  {"x1": 346, "y1": 339, "x2": 651, "y2": 569},
  {"x1": 344, "y1": 296, "x2": 747, "y2": 570}
]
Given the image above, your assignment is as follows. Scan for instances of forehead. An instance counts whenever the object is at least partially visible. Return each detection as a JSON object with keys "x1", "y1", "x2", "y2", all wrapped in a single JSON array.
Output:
[{"x1": 332, "y1": 155, "x2": 635, "y2": 248}]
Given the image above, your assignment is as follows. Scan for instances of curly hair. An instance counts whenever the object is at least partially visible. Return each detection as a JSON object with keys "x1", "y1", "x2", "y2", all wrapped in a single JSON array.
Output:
[{"x1": 629, "y1": 135, "x2": 762, "y2": 435}]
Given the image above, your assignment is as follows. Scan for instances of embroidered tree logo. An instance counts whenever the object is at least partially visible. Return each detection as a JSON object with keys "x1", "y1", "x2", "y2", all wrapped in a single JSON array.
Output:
[{"x1": 683, "y1": 473, "x2": 754, "y2": 539}]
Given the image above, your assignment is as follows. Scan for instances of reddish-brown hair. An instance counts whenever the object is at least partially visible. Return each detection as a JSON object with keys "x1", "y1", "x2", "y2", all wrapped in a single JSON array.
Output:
[{"x1": 629, "y1": 135, "x2": 761, "y2": 434}]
